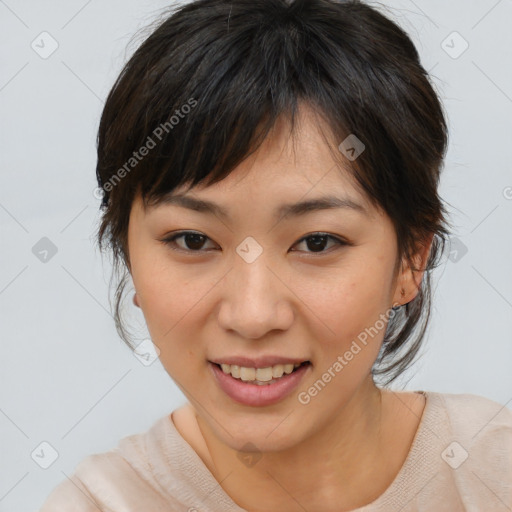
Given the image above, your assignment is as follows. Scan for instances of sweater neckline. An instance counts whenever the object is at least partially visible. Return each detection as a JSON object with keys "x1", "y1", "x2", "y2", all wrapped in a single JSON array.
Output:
[{"x1": 159, "y1": 390, "x2": 438, "y2": 511}]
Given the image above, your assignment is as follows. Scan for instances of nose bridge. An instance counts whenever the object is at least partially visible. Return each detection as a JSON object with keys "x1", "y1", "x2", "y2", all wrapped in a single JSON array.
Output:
[
  {"x1": 218, "y1": 239, "x2": 293, "y2": 338},
  {"x1": 235, "y1": 250, "x2": 274, "y2": 300},
  {"x1": 233, "y1": 235, "x2": 275, "y2": 297}
]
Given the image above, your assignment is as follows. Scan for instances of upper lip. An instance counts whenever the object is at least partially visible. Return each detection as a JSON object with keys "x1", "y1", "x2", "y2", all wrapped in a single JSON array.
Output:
[{"x1": 209, "y1": 356, "x2": 310, "y2": 368}]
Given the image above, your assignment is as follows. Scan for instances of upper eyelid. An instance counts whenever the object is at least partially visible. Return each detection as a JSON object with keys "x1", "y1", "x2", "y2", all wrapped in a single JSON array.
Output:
[
  {"x1": 160, "y1": 231, "x2": 217, "y2": 251},
  {"x1": 161, "y1": 230, "x2": 347, "y2": 251}
]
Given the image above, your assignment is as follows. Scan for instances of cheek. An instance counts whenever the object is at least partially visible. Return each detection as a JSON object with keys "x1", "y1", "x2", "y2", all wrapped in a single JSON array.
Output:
[
  {"x1": 299, "y1": 259, "x2": 391, "y2": 325},
  {"x1": 294, "y1": 257, "x2": 393, "y2": 365},
  {"x1": 134, "y1": 269, "x2": 208, "y2": 380},
  {"x1": 132, "y1": 258, "x2": 219, "y2": 353}
]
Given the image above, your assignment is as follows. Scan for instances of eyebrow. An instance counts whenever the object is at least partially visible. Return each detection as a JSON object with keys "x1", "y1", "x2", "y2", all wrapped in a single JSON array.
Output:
[{"x1": 152, "y1": 193, "x2": 369, "y2": 220}]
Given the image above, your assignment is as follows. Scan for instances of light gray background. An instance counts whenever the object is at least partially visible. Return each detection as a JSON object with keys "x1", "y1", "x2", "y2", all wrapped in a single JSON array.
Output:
[{"x1": 1, "y1": 1, "x2": 511, "y2": 510}]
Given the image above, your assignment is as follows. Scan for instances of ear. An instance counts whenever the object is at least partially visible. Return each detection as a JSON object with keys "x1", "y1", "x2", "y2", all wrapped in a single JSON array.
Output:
[{"x1": 392, "y1": 233, "x2": 434, "y2": 307}]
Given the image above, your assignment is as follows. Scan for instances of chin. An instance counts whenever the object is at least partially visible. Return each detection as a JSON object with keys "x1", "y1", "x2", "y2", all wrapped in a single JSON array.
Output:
[{"x1": 206, "y1": 410, "x2": 310, "y2": 453}]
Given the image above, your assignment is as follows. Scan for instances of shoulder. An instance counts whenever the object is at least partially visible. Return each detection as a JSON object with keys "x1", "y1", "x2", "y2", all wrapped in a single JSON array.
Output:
[
  {"x1": 39, "y1": 462, "x2": 101, "y2": 511},
  {"x1": 427, "y1": 391, "x2": 512, "y2": 478},
  {"x1": 430, "y1": 391, "x2": 512, "y2": 437},
  {"x1": 39, "y1": 415, "x2": 178, "y2": 511},
  {"x1": 389, "y1": 391, "x2": 512, "y2": 510},
  {"x1": 39, "y1": 453, "x2": 126, "y2": 511}
]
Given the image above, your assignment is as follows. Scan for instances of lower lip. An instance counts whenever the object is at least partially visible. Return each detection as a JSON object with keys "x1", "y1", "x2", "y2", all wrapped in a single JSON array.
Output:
[{"x1": 209, "y1": 362, "x2": 311, "y2": 407}]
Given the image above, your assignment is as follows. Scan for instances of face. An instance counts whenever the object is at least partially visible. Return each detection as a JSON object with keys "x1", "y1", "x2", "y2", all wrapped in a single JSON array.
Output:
[{"x1": 127, "y1": 105, "x2": 420, "y2": 453}]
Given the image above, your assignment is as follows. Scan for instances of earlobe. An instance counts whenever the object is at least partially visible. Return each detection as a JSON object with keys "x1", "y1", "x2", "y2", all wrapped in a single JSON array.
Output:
[
  {"x1": 133, "y1": 292, "x2": 140, "y2": 308},
  {"x1": 392, "y1": 279, "x2": 407, "y2": 309},
  {"x1": 394, "y1": 233, "x2": 434, "y2": 307}
]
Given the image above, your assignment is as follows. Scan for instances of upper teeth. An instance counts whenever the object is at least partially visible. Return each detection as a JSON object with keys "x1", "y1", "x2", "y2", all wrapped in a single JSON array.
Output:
[{"x1": 220, "y1": 363, "x2": 302, "y2": 381}]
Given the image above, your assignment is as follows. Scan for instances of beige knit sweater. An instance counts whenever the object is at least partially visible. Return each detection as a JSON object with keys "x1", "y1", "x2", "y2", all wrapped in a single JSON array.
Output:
[{"x1": 40, "y1": 391, "x2": 512, "y2": 511}]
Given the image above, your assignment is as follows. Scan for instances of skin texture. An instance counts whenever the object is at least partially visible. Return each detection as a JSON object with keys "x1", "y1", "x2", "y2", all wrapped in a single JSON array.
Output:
[{"x1": 127, "y1": 104, "x2": 431, "y2": 511}]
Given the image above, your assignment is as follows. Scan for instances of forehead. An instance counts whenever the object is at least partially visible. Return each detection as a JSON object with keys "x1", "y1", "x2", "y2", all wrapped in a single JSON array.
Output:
[
  {"x1": 151, "y1": 106, "x2": 373, "y2": 212},
  {"x1": 134, "y1": 102, "x2": 380, "y2": 224}
]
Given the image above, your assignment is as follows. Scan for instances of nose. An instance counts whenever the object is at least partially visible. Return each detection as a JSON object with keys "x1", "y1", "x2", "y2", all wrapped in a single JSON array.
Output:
[{"x1": 217, "y1": 251, "x2": 294, "y2": 340}]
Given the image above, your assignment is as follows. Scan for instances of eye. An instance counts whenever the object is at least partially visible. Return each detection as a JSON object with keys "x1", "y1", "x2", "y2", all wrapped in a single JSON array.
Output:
[
  {"x1": 160, "y1": 231, "x2": 348, "y2": 254},
  {"x1": 160, "y1": 231, "x2": 217, "y2": 252},
  {"x1": 291, "y1": 233, "x2": 348, "y2": 254}
]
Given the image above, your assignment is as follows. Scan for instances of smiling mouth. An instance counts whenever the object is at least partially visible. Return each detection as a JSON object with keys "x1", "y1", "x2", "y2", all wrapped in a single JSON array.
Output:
[{"x1": 212, "y1": 361, "x2": 311, "y2": 385}]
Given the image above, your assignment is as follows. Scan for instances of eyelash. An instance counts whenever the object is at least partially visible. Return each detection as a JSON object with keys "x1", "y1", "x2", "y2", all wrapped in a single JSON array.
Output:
[{"x1": 159, "y1": 231, "x2": 349, "y2": 255}]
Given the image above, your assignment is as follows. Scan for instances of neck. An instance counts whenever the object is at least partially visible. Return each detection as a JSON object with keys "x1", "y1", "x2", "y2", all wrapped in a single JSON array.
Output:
[{"x1": 196, "y1": 377, "x2": 389, "y2": 512}]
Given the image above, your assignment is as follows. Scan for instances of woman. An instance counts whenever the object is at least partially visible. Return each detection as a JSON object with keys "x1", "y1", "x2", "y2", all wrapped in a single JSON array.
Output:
[{"x1": 40, "y1": 0, "x2": 512, "y2": 510}]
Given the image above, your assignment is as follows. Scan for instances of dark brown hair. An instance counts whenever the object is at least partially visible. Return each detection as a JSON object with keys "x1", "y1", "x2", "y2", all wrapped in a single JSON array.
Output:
[{"x1": 95, "y1": 0, "x2": 452, "y2": 386}]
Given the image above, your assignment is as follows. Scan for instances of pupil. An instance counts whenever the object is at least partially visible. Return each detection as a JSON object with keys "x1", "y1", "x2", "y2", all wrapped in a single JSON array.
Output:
[
  {"x1": 186, "y1": 233, "x2": 204, "y2": 250},
  {"x1": 307, "y1": 235, "x2": 327, "y2": 252}
]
